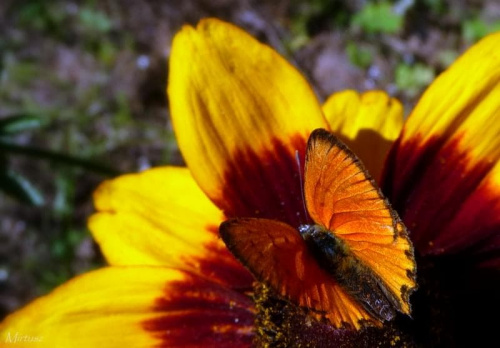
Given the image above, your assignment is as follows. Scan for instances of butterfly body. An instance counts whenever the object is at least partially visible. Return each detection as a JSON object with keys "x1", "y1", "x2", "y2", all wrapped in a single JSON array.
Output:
[{"x1": 299, "y1": 224, "x2": 398, "y2": 322}]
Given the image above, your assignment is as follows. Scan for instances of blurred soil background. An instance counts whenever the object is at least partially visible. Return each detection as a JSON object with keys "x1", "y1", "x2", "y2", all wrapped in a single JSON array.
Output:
[{"x1": 1, "y1": 0, "x2": 499, "y2": 318}]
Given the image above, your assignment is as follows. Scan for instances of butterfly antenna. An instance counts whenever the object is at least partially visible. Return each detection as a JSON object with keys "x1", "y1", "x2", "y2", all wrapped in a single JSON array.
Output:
[{"x1": 295, "y1": 150, "x2": 308, "y2": 223}]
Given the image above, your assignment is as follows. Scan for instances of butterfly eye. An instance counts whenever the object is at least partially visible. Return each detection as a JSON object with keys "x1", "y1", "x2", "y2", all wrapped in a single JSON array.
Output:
[{"x1": 298, "y1": 224, "x2": 312, "y2": 237}]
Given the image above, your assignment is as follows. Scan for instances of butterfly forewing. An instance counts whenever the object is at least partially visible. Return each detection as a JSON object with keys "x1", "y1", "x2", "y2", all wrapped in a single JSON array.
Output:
[
  {"x1": 304, "y1": 129, "x2": 416, "y2": 314},
  {"x1": 220, "y1": 218, "x2": 375, "y2": 328}
]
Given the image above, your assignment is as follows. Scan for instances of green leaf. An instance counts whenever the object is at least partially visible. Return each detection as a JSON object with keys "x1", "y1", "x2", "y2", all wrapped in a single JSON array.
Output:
[
  {"x1": 462, "y1": 18, "x2": 500, "y2": 43},
  {"x1": 0, "y1": 114, "x2": 45, "y2": 135},
  {"x1": 0, "y1": 141, "x2": 120, "y2": 176},
  {"x1": 395, "y1": 62, "x2": 435, "y2": 98},
  {"x1": 0, "y1": 170, "x2": 44, "y2": 206},
  {"x1": 53, "y1": 173, "x2": 74, "y2": 217},
  {"x1": 352, "y1": 1, "x2": 403, "y2": 34},
  {"x1": 423, "y1": 0, "x2": 446, "y2": 14},
  {"x1": 346, "y1": 42, "x2": 373, "y2": 68},
  {"x1": 79, "y1": 8, "x2": 113, "y2": 34}
]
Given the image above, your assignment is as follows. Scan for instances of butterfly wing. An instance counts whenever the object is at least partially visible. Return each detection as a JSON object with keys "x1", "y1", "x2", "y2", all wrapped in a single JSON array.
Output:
[
  {"x1": 304, "y1": 128, "x2": 416, "y2": 314},
  {"x1": 220, "y1": 218, "x2": 375, "y2": 329}
]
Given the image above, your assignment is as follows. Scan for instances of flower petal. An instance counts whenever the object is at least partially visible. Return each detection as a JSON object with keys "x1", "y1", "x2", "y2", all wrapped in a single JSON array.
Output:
[
  {"x1": 0, "y1": 267, "x2": 254, "y2": 347},
  {"x1": 168, "y1": 18, "x2": 327, "y2": 225},
  {"x1": 88, "y1": 167, "x2": 252, "y2": 289},
  {"x1": 382, "y1": 32, "x2": 500, "y2": 261},
  {"x1": 322, "y1": 90, "x2": 403, "y2": 181}
]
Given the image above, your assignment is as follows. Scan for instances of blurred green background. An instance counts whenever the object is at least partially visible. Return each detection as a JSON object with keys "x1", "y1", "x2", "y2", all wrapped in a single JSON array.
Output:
[{"x1": 1, "y1": 0, "x2": 499, "y2": 318}]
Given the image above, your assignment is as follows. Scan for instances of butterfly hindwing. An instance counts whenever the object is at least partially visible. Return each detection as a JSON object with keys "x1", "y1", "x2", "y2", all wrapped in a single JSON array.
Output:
[
  {"x1": 220, "y1": 218, "x2": 374, "y2": 328},
  {"x1": 304, "y1": 128, "x2": 417, "y2": 314}
]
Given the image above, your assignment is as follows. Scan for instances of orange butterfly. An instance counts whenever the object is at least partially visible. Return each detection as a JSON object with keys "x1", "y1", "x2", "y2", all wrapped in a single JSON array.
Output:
[{"x1": 220, "y1": 128, "x2": 417, "y2": 329}]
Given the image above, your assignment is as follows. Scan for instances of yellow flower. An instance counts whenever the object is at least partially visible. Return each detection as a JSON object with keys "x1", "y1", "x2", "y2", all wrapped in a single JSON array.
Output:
[{"x1": 1, "y1": 18, "x2": 499, "y2": 347}]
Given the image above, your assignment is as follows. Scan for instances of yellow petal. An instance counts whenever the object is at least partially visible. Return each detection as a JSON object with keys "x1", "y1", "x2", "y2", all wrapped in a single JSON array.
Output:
[
  {"x1": 322, "y1": 90, "x2": 403, "y2": 181},
  {"x1": 168, "y1": 18, "x2": 327, "y2": 213},
  {"x1": 400, "y1": 32, "x2": 500, "y2": 166},
  {"x1": 0, "y1": 267, "x2": 254, "y2": 347},
  {"x1": 382, "y1": 32, "x2": 500, "y2": 257},
  {"x1": 89, "y1": 166, "x2": 252, "y2": 288}
]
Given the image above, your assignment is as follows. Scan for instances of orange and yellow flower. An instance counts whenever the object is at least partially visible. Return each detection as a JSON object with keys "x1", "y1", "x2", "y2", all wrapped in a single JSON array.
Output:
[{"x1": 1, "y1": 18, "x2": 498, "y2": 347}]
